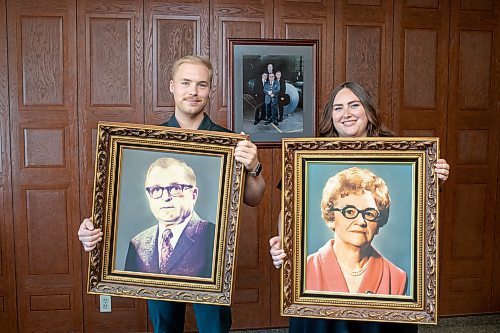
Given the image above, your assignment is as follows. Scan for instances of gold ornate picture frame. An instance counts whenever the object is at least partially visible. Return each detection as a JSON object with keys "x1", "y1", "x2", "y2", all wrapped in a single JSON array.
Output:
[
  {"x1": 281, "y1": 137, "x2": 439, "y2": 324},
  {"x1": 87, "y1": 122, "x2": 246, "y2": 306}
]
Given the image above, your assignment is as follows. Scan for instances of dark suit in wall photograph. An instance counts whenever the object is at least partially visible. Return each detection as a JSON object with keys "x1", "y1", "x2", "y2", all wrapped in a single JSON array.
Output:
[
  {"x1": 263, "y1": 72, "x2": 280, "y2": 125},
  {"x1": 276, "y1": 71, "x2": 287, "y2": 122}
]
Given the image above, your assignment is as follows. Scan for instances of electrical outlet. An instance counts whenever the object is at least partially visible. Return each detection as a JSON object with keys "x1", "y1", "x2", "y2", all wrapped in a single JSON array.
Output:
[{"x1": 100, "y1": 295, "x2": 112, "y2": 312}]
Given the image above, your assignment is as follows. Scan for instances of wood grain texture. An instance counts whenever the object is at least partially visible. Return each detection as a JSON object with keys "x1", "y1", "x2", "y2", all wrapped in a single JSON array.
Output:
[
  {"x1": 7, "y1": 0, "x2": 82, "y2": 331},
  {"x1": 458, "y1": 31, "x2": 492, "y2": 110},
  {"x1": 21, "y1": 16, "x2": 64, "y2": 106},
  {"x1": 210, "y1": 0, "x2": 272, "y2": 128},
  {"x1": 24, "y1": 128, "x2": 65, "y2": 167},
  {"x1": 78, "y1": 1, "x2": 148, "y2": 332},
  {"x1": 439, "y1": 0, "x2": 499, "y2": 315},
  {"x1": 335, "y1": 0, "x2": 393, "y2": 130},
  {"x1": 403, "y1": 28, "x2": 437, "y2": 109},
  {"x1": 346, "y1": 25, "x2": 383, "y2": 106},
  {"x1": 0, "y1": 0, "x2": 16, "y2": 330},
  {"x1": 145, "y1": 0, "x2": 206, "y2": 125},
  {"x1": 90, "y1": 17, "x2": 132, "y2": 106},
  {"x1": 406, "y1": 0, "x2": 438, "y2": 9},
  {"x1": 209, "y1": 2, "x2": 274, "y2": 328},
  {"x1": 392, "y1": 0, "x2": 449, "y2": 143},
  {"x1": 277, "y1": 0, "x2": 334, "y2": 114}
]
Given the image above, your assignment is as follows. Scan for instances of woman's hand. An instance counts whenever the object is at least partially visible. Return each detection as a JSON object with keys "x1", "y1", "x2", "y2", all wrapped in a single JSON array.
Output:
[
  {"x1": 435, "y1": 158, "x2": 450, "y2": 182},
  {"x1": 77, "y1": 217, "x2": 103, "y2": 252},
  {"x1": 269, "y1": 236, "x2": 286, "y2": 269}
]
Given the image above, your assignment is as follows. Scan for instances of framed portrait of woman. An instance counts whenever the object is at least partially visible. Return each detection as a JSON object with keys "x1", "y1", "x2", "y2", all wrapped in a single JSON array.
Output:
[{"x1": 280, "y1": 137, "x2": 440, "y2": 325}]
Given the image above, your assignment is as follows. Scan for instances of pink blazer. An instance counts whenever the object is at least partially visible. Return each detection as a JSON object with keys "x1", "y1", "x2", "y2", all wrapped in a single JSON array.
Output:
[{"x1": 306, "y1": 239, "x2": 407, "y2": 295}]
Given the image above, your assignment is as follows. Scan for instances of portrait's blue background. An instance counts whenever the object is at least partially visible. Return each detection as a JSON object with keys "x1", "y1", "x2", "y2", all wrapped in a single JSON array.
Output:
[
  {"x1": 305, "y1": 162, "x2": 414, "y2": 296},
  {"x1": 113, "y1": 148, "x2": 222, "y2": 270}
]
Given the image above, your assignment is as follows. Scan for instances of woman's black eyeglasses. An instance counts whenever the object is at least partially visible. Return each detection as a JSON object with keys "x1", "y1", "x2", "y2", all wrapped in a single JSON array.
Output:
[{"x1": 330, "y1": 205, "x2": 380, "y2": 222}]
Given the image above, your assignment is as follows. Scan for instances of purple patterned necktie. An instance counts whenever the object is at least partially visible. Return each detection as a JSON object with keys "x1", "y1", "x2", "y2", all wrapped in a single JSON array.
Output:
[{"x1": 159, "y1": 229, "x2": 173, "y2": 274}]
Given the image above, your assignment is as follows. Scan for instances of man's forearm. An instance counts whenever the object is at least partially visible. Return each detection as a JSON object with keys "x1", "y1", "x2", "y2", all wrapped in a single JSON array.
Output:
[{"x1": 242, "y1": 174, "x2": 265, "y2": 207}]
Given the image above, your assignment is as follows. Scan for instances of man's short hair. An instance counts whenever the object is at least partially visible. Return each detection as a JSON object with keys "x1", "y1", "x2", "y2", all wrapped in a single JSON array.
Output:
[
  {"x1": 146, "y1": 157, "x2": 197, "y2": 186},
  {"x1": 171, "y1": 55, "x2": 213, "y2": 83}
]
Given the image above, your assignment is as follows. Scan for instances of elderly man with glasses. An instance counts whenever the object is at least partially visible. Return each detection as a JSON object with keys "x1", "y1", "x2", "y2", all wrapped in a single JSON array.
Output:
[{"x1": 123, "y1": 157, "x2": 214, "y2": 278}]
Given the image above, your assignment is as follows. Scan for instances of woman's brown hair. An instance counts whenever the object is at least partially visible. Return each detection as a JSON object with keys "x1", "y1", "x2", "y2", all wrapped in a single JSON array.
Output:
[{"x1": 318, "y1": 81, "x2": 393, "y2": 138}]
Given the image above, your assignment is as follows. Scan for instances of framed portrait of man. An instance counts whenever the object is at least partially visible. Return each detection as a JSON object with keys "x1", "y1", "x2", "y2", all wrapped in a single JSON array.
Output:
[
  {"x1": 280, "y1": 137, "x2": 440, "y2": 325},
  {"x1": 87, "y1": 122, "x2": 246, "y2": 306}
]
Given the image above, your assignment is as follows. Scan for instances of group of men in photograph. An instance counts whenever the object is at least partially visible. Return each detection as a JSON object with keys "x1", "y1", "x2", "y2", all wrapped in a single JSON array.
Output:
[{"x1": 253, "y1": 63, "x2": 286, "y2": 126}]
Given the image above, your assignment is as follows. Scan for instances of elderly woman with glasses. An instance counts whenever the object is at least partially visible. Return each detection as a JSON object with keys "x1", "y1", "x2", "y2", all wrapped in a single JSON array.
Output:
[
  {"x1": 270, "y1": 81, "x2": 450, "y2": 332},
  {"x1": 306, "y1": 166, "x2": 406, "y2": 295}
]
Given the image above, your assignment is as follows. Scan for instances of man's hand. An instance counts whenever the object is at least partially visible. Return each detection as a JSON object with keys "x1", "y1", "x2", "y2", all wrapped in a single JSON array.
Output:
[
  {"x1": 77, "y1": 217, "x2": 103, "y2": 252},
  {"x1": 236, "y1": 133, "x2": 265, "y2": 207},
  {"x1": 235, "y1": 134, "x2": 259, "y2": 173}
]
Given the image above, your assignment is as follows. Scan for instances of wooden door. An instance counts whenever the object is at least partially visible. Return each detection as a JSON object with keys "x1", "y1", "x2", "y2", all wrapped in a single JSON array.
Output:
[
  {"x1": 144, "y1": 0, "x2": 210, "y2": 330},
  {"x1": 0, "y1": 0, "x2": 17, "y2": 330},
  {"x1": 333, "y1": 0, "x2": 394, "y2": 126},
  {"x1": 439, "y1": 0, "x2": 500, "y2": 315},
  {"x1": 77, "y1": 0, "x2": 147, "y2": 331},
  {"x1": 6, "y1": 0, "x2": 82, "y2": 331},
  {"x1": 209, "y1": 0, "x2": 275, "y2": 329},
  {"x1": 271, "y1": 0, "x2": 335, "y2": 326}
]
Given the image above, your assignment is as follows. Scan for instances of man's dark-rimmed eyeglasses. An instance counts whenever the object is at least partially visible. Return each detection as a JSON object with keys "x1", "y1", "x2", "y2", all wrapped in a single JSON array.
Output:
[
  {"x1": 146, "y1": 184, "x2": 193, "y2": 199},
  {"x1": 330, "y1": 205, "x2": 380, "y2": 222}
]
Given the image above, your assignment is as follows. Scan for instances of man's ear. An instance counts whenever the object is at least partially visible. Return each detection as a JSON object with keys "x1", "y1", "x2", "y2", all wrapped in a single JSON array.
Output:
[
  {"x1": 192, "y1": 187, "x2": 199, "y2": 202},
  {"x1": 169, "y1": 80, "x2": 174, "y2": 93}
]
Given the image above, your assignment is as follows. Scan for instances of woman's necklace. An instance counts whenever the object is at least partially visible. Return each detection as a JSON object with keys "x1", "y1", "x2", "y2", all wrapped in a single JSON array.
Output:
[{"x1": 348, "y1": 265, "x2": 367, "y2": 277}]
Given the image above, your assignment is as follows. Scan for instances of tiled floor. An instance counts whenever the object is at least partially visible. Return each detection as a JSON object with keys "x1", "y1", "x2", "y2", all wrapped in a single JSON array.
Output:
[
  {"x1": 419, "y1": 314, "x2": 500, "y2": 333},
  {"x1": 232, "y1": 314, "x2": 500, "y2": 332}
]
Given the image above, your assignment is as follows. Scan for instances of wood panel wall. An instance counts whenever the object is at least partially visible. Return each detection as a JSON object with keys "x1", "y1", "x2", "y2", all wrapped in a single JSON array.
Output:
[
  {"x1": 6, "y1": 1, "x2": 82, "y2": 332},
  {"x1": 77, "y1": 1, "x2": 148, "y2": 331},
  {"x1": 441, "y1": 0, "x2": 500, "y2": 314},
  {"x1": 0, "y1": 0, "x2": 16, "y2": 331},
  {"x1": 0, "y1": 0, "x2": 499, "y2": 332}
]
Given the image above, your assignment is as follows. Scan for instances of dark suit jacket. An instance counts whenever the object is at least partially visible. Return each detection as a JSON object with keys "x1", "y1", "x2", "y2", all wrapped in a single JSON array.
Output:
[
  {"x1": 124, "y1": 212, "x2": 215, "y2": 278},
  {"x1": 254, "y1": 78, "x2": 266, "y2": 104},
  {"x1": 277, "y1": 78, "x2": 286, "y2": 97},
  {"x1": 277, "y1": 78, "x2": 287, "y2": 106}
]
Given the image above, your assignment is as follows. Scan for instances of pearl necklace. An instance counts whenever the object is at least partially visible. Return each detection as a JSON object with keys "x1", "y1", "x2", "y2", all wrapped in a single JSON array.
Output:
[{"x1": 348, "y1": 265, "x2": 367, "y2": 277}]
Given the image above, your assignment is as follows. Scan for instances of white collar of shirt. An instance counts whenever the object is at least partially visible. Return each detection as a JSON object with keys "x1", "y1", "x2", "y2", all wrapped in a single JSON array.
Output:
[{"x1": 157, "y1": 215, "x2": 191, "y2": 261}]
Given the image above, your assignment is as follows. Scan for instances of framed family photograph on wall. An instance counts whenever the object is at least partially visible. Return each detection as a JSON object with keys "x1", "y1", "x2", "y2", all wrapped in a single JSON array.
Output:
[
  {"x1": 280, "y1": 137, "x2": 440, "y2": 324},
  {"x1": 87, "y1": 122, "x2": 246, "y2": 306},
  {"x1": 228, "y1": 38, "x2": 318, "y2": 146}
]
